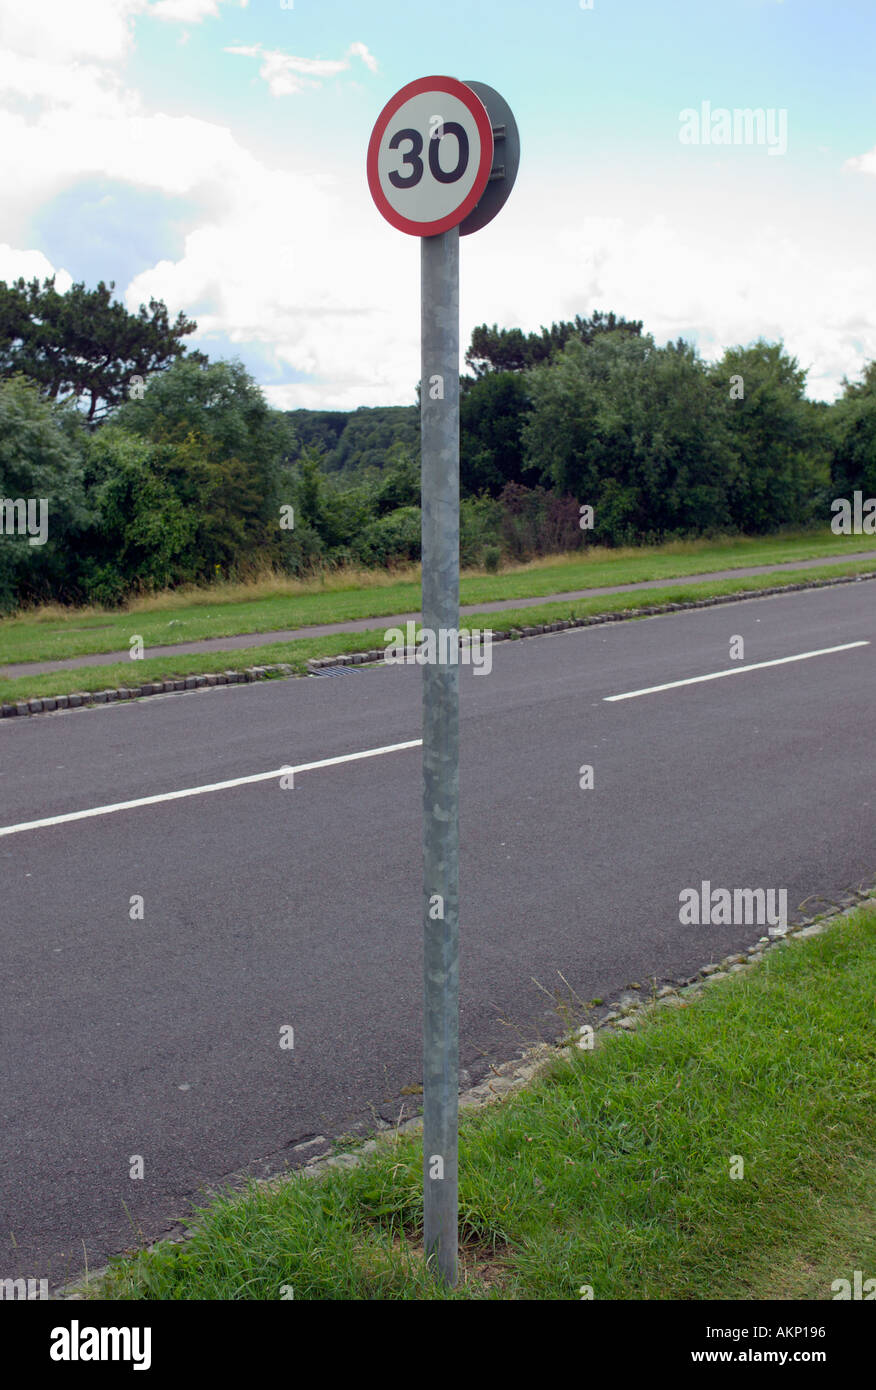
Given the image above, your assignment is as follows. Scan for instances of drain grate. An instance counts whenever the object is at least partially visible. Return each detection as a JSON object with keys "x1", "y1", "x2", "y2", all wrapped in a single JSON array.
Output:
[{"x1": 309, "y1": 665, "x2": 361, "y2": 677}]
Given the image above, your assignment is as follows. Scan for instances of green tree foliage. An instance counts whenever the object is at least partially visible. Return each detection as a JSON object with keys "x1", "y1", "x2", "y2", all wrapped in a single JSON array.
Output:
[
  {"x1": 459, "y1": 493, "x2": 503, "y2": 567},
  {"x1": 0, "y1": 376, "x2": 91, "y2": 608},
  {"x1": 115, "y1": 356, "x2": 297, "y2": 564},
  {"x1": 331, "y1": 406, "x2": 419, "y2": 474},
  {"x1": 459, "y1": 371, "x2": 533, "y2": 497},
  {"x1": 357, "y1": 505, "x2": 422, "y2": 566},
  {"x1": 293, "y1": 445, "x2": 325, "y2": 530},
  {"x1": 115, "y1": 355, "x2": 293, "y2": 474},
  {"x1": 282, "y1": 444, "x2": 375, "y2": 565},
  {"x1": 288, "y1": 405, "x2": 419, "y2": 476},
  {"x1": 1, "y1": 281, "x2": 868, "y2": 611},
  {"x1": 285, "y1": 409, "x2": 349, "y2": 458},
  {"x1": 0, "y1": 276, "x2": 198, "y2": 422},
  {"x1": 374, "y1": 443, "x2": 420, "y2": 514},
  {"x1": 78, "y1": 428, "x2": 197, "y2": 604},
  {"x1": 464, "y1": 310, "x2": 643, "y2": 377},
  {"x1": 522, "y1": 333, "x2": 737, "y2": 543},
  {"x1": 828, "y1": 360, "x2": 876, "y2": 498},
  {"x1": 709, "y1": 341, "x2": 822, "y2": 532}
]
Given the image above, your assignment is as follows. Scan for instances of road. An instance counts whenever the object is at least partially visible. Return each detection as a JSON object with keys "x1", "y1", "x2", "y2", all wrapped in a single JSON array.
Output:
[{"x1": 1, "y1": 579, "x2": 874, "y2": 1287}]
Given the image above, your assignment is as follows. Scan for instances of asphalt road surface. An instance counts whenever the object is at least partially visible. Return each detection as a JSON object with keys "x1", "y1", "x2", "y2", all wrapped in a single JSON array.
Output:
[{"x1": 2, "y1": 580, "x2": 875, "y2": 1288}]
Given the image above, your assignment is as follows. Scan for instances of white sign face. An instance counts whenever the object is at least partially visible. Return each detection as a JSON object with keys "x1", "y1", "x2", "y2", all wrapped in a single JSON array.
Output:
[{"x1": 367, "y1": 75, "x2": 494, "y2": 236}]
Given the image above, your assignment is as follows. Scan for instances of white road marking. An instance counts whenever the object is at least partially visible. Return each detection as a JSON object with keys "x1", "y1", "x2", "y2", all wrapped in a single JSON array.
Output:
[
  {"x1": 604, "y1": 641, "x2": 870, "y2": 702},
  {"x1": 0, "y1": 739, "x2": 423, "y2": 839}
]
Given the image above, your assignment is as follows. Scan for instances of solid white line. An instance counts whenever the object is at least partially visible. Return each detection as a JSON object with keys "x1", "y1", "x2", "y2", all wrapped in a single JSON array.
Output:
[
  {"x1": 0, "y1": 739, "x2": 423, "y2": 838},
  {"x1": 604, "y1": 640, "x2": 870, "y2": 702}
]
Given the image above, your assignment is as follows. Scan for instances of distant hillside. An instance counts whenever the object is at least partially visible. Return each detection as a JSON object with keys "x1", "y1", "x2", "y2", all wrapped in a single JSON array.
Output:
[{"x1": 287, "y1": 404, "x2": 419, "y2": 475}]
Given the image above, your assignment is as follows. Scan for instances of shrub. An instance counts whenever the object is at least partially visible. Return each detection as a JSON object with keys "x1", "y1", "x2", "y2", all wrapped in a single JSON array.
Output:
[
  {"x1": 356, "y1": 506, "x2": 422, "y2": 566},
  {"x1": 459, "y1": 492, "x2": 502, "y2": 567}
]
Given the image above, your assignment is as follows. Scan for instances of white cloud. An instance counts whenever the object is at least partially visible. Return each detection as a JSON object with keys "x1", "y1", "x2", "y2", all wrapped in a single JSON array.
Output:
[
  {"x1": 148, "y1": 0, "x2": 247, "y2": 23},
  {"x1": 124, "y1": 166, "x2": 419, "y2": 409},
  {"x1": 0, "y1": 243, "x2": 73, "y2": 292},
  {"x1": 0, "y1": 0, "x2": 245, "y2": 69},
  {"x1": 0, "y1": 49, "x2": 133, "y2": 117},
  {"x1": 0, "y1": 0, "x2": 394, "y2": 407},
  {"x1": 347, "y1": 42, "x2": 379, "y2": 75},
  {"x1": 0, "y1": 0, "x2": 143, "y2": 63},
  {"x1": 226, "y1": 41, "x2": 378, "y2": 97},
  {"x1": 845, "y1": 144, "x2": 876, "y2": 176},
  {"x1": 0, "y1": 0, "x2": 870, "y2": 408},
  {"x1": 456, "y1": 191, "x2": 876, "y2": 405},
  {"x1": 149, "y1": 0, "x2": 220, "y2": 20}
]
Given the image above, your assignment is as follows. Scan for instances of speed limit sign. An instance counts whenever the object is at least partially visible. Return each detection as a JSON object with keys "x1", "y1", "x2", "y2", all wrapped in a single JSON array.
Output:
[
  {"x1": 366, "y1": 73, "x2": 518, "y2": 1292},
  {"x1": 367, "y1": 75, "x2": 494, "y2": 236}
]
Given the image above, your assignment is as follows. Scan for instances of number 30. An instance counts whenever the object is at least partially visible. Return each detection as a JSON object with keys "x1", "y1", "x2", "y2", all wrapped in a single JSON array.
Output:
[{"x1": 388, "y1": 122, "x2": 469, "y2": 188}]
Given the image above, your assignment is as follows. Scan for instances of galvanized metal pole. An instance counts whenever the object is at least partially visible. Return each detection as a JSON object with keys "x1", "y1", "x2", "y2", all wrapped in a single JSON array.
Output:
[{"x1": 420, "y1": 225, "x2": 460, "y2": 1287}]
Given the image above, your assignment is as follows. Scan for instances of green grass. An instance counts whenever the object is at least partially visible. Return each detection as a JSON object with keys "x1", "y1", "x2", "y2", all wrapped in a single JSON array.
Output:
[
  {"x1": 1, "y1": 528, "x2": 873, "y2": 667},
  {"x1": 86, "y1": 904, "x2": 876, "y2": 1300},
  {"x1": 3, "y1": 560, "x2": 874, "y2": 706}
]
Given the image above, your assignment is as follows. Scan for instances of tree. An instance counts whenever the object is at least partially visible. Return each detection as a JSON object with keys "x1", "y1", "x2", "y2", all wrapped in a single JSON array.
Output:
[
  {"x1": 294, "y1": 445, "x2": 325, "y2": 530},
  {"x1": 326, "y1": 405, "x2": 419, "y2": 475},
  {"x1": 0, "y1": 276, "x2": 198, "y2": 423},
  {"x1": 709, "y1": 341, "x2": 822, "y2": 532},
  {"x1": 357, "y1": 506, "x2": 422, "y2": 566},
  {"x1": 828, "y1": 360, "x2": 876, "y2": 499},
  {"x1": 284, "y1": 409, "x2": 350, "y2": 459},
  {"x1": 460, "y1": 371, "x2": 533, "y2": 496},
  {"x1": 374, "y1": 442, "x2": 420, "y2": 514},
  {"x1": 0, "y1": 375, "x2": 92, "y2": 607},
  {"x1": 78, "y1": 427, "x2": 198, "y2": 602},
  {"x1": 116, "y1": 355, "x2": 295, "y2": 522},
  {"x1": 522, "y1": 333, "x2": 736, "y2": 543},
  {"x1": 114, "y1": 355, "x2": 288, "y2": 459},
  {"x1": 464, "y1": 310, "x2": 643, "y2": 378},
  {"x1": 113, "y1": 356, "x2": 304, "y2": 579}
]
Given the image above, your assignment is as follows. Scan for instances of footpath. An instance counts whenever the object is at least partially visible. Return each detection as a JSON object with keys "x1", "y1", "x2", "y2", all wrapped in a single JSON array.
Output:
[{"x1": 5, "y1": 547, "x2": 876, "y2": 680}]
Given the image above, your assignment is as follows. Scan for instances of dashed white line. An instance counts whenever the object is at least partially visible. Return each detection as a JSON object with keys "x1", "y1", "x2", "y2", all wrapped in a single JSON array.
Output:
[
  {"x1": 604, "y1": 641, "x2": 870, "y2": 702},
  {"x1": 0, "y1": 739, "x2": 423, "y2": 838}
]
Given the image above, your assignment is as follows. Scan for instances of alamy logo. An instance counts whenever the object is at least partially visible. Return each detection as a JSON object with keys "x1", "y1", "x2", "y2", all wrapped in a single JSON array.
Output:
[
  {"x1": 679, "y1": 102, "x2": 787, "y2": 156},
  {"x1": 830, "y1": 492, "x2": 876, "y2": 534},
  {"x1": 831, "y1": 1271, "x2": 876, "y2": 1299},
  {"x1": 0, "y1": 497, "x2": 48, "y2": 546},
  {"x1": 679, "y1": 880, "x2": 787, "y2": 934},
  {"x1": 50, "y1": 1320, "x2": 152, "y2": 1370},
  {"x1": 0, "y1": 1276, "x2": 49, "y2": 1299},
  {"x1": 384, "y1": 621, "x2": 492, "y2": 675}
]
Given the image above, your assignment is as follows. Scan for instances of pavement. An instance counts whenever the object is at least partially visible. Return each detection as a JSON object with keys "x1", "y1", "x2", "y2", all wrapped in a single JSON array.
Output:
[
  {"x1": 1, "y1": 577, "x2": 875, "y2": 1287},
  {"x1": 3, "y1": 547, "x2": 876, "y2": 680}
]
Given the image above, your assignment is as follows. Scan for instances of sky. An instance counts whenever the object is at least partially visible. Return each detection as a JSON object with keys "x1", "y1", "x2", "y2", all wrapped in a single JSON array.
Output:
[{"x1": 1, "y1": 0, "x2": 874, "y2": 410}]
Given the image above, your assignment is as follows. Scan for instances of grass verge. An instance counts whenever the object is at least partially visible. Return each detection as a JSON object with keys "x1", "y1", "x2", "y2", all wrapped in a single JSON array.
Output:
[
  {"x1": 3, "y1": 562, "x2": 875, "y2": 706},
  {"x1": 86, "y1": 904, "x2": 876, "y2": 1300},
  {"x1": 1, "y1": 528, "x2": 873, "y2": 666}
]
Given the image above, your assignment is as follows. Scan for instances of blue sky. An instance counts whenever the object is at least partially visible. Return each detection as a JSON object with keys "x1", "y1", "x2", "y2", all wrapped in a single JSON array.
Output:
[{"x1": 1, "y1": 0, "x2": 874, "y2": 406}]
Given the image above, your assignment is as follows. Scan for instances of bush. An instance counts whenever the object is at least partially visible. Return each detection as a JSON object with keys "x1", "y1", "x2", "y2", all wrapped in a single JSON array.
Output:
[
  {"x1": 459, "y1": 493, "x2": 502, "y2": 567},
  {"x1": 356, "y1": 506, "x2": 422, "y2": 566},
  {"x1": 499, "y1": 482, "x2": 583, "y2": 559},
  {"x1": 483, "y1": 545, "x2": 501, "y2": 573},
  {"x1": 77, "y1": 560, "x2": 129, "y2": 608}
]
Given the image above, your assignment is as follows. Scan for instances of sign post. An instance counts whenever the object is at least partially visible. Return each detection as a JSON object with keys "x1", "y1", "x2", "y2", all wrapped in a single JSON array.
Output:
[
  {"x1": 420, "y1": 222, "x2": 461, "y2": 1285},
  {"x1": 368, "y1": 75, "x2": 519, "y2": 1287}
]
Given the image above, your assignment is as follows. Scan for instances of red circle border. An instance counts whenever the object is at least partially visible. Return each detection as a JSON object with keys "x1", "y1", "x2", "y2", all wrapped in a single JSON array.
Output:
[{"x1": 367, "y1": 75, "x2": 494, "y2": 237}]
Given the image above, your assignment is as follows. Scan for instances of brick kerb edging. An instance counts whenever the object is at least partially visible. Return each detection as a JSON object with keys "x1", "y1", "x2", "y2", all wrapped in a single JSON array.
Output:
[{"x1": 5, "y1": 569, "x2": 875, "y2": 720}]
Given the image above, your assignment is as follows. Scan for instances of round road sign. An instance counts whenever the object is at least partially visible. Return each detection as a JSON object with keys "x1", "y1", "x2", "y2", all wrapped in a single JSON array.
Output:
[{"x1": 367, "y1": 75, "x2": 494, "y2": 237}]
